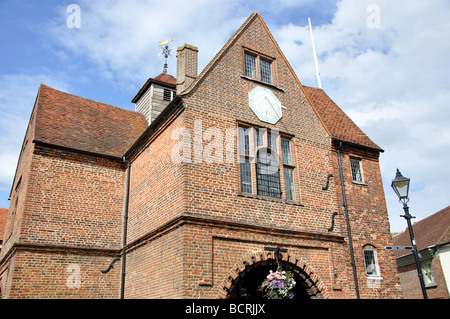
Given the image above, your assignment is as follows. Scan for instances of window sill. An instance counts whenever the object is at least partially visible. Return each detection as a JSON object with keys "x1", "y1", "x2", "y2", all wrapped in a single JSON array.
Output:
[
  {"x1": 240, "y1": 75, "x2": 284, "y2": 92},
  {"x1": 425, "y1": 284, "x2": 438, "y2": 289},
  {"x1": 366, "y1": 276, "x2": 383, "y2": 280},
  {"x1": 352, "y1": 181, "x2": 368, "y2": 186},
  {"x1": 237, "y1": 192, "x2": 304, "y2": 206}
]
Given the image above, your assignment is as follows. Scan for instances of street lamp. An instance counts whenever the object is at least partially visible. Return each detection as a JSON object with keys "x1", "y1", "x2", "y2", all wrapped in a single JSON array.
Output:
[{"x1": 391, "y1": 169, "x2": 428, "y2": 299}]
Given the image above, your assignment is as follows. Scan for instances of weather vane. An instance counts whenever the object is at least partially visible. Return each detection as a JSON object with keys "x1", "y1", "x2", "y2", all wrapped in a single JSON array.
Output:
[{"x1": 158, "y1": 39, "x2": 175, "y2": 74}]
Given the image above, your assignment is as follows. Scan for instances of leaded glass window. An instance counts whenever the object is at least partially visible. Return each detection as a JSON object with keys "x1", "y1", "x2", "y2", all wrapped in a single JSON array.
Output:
[
  {"x1": 363, "y1": 248, "x2": 380, "y2": 277},
  {"x1": 245, "y1": 53, "x2": 257, "y2": 79},
  {"x1": 238, "y1": 126, "x2": 252, "y2": 193},
  {"x1": 281, "y1": 138, "x2": 292, "y2": 165},
  {"x1": 350, "y1": 158, "x2": 364, "y2": 183},
  {"x1": 256, "y1": 148, "x2": 281, "y2": 198},
  {"x1": 260, "y1": 59, "x2": 273, "y2": 84},
  {"x1": 284, "y1": 167, "x2": 295, "y2": 201}
]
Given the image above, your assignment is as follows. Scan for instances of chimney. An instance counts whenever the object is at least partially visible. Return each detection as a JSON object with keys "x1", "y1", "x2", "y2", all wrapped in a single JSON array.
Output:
[{"x1": 176, "y1": 44, "x2": 198, "y2": 94}]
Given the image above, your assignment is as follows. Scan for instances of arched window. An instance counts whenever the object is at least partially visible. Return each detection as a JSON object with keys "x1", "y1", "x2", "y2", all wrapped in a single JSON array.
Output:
[{"x1": 256, "y1": 147, "x2": 281, "y2": 198}]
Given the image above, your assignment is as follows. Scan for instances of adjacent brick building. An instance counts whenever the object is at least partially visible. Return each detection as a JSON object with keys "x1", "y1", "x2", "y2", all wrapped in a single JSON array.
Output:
[
  {"x1": 392, "y1": 205, "x2": 450, "y2": 299},
  {"x1": 0, "y1": 12, "x2": 402, "y2": 299}
]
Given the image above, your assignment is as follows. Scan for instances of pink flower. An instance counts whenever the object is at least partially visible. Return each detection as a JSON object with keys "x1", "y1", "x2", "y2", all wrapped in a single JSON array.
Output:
[
  {"x1": 267, "y1": 275, "x2": 273, "y2": 280},
  {"x1": 281, "y1": 276, "x2": 286, "y2": 280}
]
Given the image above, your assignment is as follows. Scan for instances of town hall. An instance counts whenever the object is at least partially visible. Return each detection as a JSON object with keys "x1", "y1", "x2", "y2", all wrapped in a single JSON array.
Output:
[{"x1": 0, "y1": 13, "x2": 402, "y2": 299}]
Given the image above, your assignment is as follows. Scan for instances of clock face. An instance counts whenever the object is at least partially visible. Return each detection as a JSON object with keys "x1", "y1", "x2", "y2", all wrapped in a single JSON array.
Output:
[{"x1": 248, "y1": 86, "x2": 282, "y2": 124}]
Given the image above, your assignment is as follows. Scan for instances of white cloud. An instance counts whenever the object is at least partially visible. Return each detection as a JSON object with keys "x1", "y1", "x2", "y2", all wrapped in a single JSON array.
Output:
[
  {"x1": 2, "y1": 0, "x2": 449, "y2": 232},
  {"x1": 0, "y1": 72, "x2": 69, "y2": 207},
  {"x1": 47, "y1": 0, "x2": 248, "y2": 88},
  {"x1": 273, "y1": 0, "x2": 450, "y2": 232}
]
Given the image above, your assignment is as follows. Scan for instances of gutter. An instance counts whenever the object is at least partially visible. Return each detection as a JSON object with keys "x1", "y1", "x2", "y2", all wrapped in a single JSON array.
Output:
[
  {"x1": 33, "y1": 140, "x2": 123, "y2": 161},
  {"x1": 332, "y1": 137, "x2": 384, "y2": 153},
  {"x1": 120, "y1": 157, "x2": 131, "y2": 299}
]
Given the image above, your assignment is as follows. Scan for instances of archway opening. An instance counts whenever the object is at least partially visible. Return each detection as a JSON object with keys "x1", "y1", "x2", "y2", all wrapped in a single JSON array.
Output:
[{"x1": 227, "y1": 260, "x2": 320, "y2": 300}]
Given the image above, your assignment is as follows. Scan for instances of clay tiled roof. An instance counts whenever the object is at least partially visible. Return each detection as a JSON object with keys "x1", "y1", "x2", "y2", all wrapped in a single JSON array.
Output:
[
  {"x1": 392, "y1": 205, "x2": 450, "y2": 256},
  {"x1": 153, "y1": 73, "x2": 177, "y2": 86},
  {"x1": 303, "y1": 86, "x2": 382, "y2": 151},
  {"x1": 131, "y1": 73, "x2": 177, "y2": 103},
  {"x1": 34, "y1": 84, "x2": 148, "y2": 158}
]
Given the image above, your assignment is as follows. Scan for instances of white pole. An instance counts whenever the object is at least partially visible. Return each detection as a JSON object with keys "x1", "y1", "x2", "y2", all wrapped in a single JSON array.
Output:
[{"x1": 308, "y1": 17, "x2": 322, "y2": 89}]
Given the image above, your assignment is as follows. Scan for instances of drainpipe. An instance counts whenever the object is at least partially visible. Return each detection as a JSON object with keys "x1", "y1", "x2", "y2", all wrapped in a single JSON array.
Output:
[
  {"x1": 336, "y1": 141, "x2": 360, "y2": 299},
  {"x1": 121, "y1": 157, "x2": 131, "y2": 299}
]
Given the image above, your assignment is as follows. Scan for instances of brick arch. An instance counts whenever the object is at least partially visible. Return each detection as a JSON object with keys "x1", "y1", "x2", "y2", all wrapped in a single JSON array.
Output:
[{"x1": 217, "y1": 249, "x2": 329, "y2": 299}]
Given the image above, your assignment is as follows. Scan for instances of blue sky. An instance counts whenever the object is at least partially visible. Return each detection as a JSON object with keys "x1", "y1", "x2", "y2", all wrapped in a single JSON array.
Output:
[{"x1": 1, "y1": 0, "x2": 449, "y2": 233}]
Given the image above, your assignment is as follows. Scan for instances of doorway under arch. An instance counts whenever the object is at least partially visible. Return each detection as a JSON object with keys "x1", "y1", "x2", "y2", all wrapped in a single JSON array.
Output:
[{"x1": 226, "y1": 259, "x2": 324, "y2": 300}]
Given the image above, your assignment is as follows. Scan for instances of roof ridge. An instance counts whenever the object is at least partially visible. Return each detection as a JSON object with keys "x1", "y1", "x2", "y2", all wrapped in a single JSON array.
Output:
[
  {"x1": 39, "y1": 83, "x2": 140, "y2": 116},
  {"x1": 411, "y1": 204, "x2": 450, "y2": 227}
]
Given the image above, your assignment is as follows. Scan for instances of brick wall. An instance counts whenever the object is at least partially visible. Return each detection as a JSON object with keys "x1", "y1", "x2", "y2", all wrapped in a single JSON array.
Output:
[
  {"x1": 0, "y1": 145, "x2": 125, "y2": 298},
  {"x1": 331, "y1": 144, "x2": 403, "y2": 298},
  {"x1": 0, "y1": 208, "x2": 8, "y2": 245},
  {"x1": 122, "y1": 13, "x2": 402, "y2": 299},
  {"x1": 6, "y1": 249, "x2": 120, "y2": 299},
  {"x1": 1, "y1": 13, "x2": 403, "y2": 299},
  {"x1": 398, "y1": 253, "x2": 449, "y2": 299}
]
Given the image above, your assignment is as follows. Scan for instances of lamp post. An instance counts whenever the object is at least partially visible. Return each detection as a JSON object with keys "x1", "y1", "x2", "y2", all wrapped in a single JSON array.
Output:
[{"x1": 391, "y1": 169, "x2": 428, "y2": 299}]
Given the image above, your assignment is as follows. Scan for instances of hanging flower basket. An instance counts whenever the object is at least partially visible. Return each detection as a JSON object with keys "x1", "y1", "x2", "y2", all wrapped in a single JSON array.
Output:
[{"x1": 259, "y1": 267, "x2": 296, "y2": 299}]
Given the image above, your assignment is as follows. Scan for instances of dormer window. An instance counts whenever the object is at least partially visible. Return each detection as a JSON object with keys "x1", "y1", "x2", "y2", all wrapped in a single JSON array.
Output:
[{"x1": 244, "y1": 50, "x2": 274, "y2": 85}]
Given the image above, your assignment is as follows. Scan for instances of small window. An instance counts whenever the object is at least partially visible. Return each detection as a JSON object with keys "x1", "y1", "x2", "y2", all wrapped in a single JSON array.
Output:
[
  {"x1": 281, "y1": 138, "x2": 292, "y2": 165},
  {"x1": 244, "y1": 50, "x2": 275, "y2": 85},
  {"x1": 422, "y1": 260, "x2": 436, "y2": 287},
  {"x1": 254, "y1": 128, "x2": 264, "y2": 150},
  {"x1": 350, "y1": 158, "x2": 364, "y2": 183},
  {"x1": 284, "y1": 167, "x2": 295, "y2": 201},
  {"x1": 260, "y1": 59, "x2": 273, "y2": 84},
  {"x1": 240, "y1": 158, "x2": 252, "y2": 194},
  {"x1": 281, "y1": 138, "x2": 295, "y2": 201},
  {"x1": 238, "y1": 126, "x2": 250, "y2": 156},
  {"x1": 244, "y1": 53, "x2": 257, "y2": 79},
  {"x1": 363, "y1": 247, "x2": 380, "y2": 277},
  {"x1": 268, "y1": 131, "x2": 278, "y2": 151},
  {"x1": 238, "y1": 127, "x2": 252, "y2": 193}
]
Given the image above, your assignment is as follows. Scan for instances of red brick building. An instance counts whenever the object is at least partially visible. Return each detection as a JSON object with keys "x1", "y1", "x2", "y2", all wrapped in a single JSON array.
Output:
[
  {"x1": 392, "y1": 206, "x2": 450, "y2": 299},
  {"x1": 0, "y1": 13, "x2": 402, "y2": 299}
]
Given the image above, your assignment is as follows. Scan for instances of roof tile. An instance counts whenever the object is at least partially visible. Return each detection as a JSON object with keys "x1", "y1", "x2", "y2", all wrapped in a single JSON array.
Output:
[
  {"x1": 303, "y1": 86, "x2": 382, "y2": 151},
  {"x1": 34, "y1": 84, "x2": 148, "y2": 158},
  {"x1": 392, "y1": 205, "x2": 450, "y2": 255}
]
